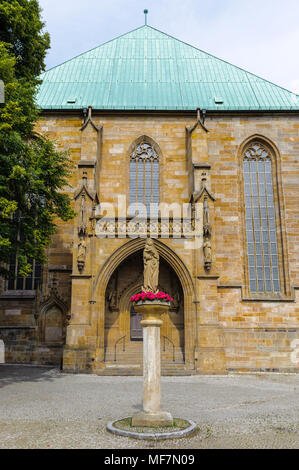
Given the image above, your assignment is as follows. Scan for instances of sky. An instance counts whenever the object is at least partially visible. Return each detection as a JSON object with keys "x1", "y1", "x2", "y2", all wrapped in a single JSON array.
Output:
[{"x1": 38, "y1": 0, "x2": 299, "y2": 94}]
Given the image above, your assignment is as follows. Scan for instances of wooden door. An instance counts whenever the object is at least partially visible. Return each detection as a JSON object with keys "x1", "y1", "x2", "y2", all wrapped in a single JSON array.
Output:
[{"x1": 130, "y1": 306, "x2": 143, "y2": 340}]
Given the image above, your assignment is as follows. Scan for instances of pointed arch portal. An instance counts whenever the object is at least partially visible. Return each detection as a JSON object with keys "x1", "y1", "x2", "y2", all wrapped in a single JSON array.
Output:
[{"x1": 92, "y1": 239, "x2": 196, "y2": 368}]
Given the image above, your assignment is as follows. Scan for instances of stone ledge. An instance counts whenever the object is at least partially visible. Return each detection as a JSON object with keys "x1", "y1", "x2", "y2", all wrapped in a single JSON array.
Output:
[
  {"x1": 242, "y1": 297, "x2": 295, "y2": 303},
  {"x1": 0, "y1": 290, "x2": 36, "y2": 300},
  {"x1": 0, "y1": 325, "x2": 36, "y2": 329},
  {"x1": 197, "y1": 275, "x2": 220, "y2": 280},
  {"x1": 78, "y1": 160, "x2": 96, "y2": 168},
  {"x1": 193, "y1": 163, "x2": 211, "y2": 170}
]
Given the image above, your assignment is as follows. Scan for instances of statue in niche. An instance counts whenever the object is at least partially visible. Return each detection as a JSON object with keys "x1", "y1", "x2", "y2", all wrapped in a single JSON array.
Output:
[
  {"x1": 203, "y1": 195, "x2": 209, "y2": 224},
  {"x1": 77, "y1": 238, "x2": 86, "y2": 272},
  {"x1": 172, "y1": 290, "x2": 181, "y2": 311},
  {"x1": 108, "y1": 291, "x2": 118, "y2": 311},
  {"x1": 203, "y1": 239, "x2": 212, "y2": 271},
  {"x1": 78, "y1": 192, "x2": 87, "y2": 237},
  {"x1": 142, "y1": 239, "x2": 159, "y2": 293},
  {"x1": 203, "y1": 196, "x2": 212, "y2": 239}
]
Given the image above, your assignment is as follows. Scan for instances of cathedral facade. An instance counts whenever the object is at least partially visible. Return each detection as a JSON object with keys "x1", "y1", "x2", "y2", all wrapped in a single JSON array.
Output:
[{"x1": 0, "y1": 25, "x2": 298, "y2": 374}]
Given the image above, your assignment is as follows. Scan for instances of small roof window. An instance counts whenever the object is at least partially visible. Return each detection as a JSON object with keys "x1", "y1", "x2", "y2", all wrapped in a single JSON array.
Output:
[{"x1": 214, "y1": 97, "x2": 224, "y2": 104}]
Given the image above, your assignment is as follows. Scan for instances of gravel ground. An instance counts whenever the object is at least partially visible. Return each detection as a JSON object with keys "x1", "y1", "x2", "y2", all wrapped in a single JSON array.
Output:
[{"x1": 0, "y1": 365, "x2": 298, "y2": 449}]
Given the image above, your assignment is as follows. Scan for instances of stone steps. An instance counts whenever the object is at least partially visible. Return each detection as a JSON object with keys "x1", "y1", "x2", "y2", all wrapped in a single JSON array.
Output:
[
  {"x1": 103, "y1": 356, "x2": 185, "y2": 365},
  {"x1": 104, "y1": 343, "x2": 184, "y2": 365},
  {"x1": 99, "y1": 362, "x2": 191, "y2": 376},
  {"x1": 102, "y1": 341, "x2": 186, "y2": 375}
]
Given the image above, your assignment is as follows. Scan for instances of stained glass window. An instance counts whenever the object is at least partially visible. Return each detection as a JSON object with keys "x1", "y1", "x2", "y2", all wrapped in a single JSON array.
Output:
[
  {"x1": 129, "y1": 141, "x2": 159, "y2": 217},
  {"x1": 243, "y1": 142, "x2": 280, "y2": 293}
]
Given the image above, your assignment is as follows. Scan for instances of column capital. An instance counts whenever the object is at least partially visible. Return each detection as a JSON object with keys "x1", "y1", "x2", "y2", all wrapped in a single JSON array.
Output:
[{"x1": 141, "y1": 319, "x2": 163, "y2": 327}]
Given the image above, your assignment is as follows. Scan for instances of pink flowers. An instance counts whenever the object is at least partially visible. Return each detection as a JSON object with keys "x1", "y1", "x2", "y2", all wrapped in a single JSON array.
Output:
[{"x1": 130, "y1": 291, "x2": 174, "y2": 303}]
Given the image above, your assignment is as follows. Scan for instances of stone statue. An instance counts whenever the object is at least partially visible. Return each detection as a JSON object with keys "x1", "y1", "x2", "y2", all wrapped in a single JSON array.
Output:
[
  {"x1": 172, "y1": 290, "x2": 181, "y2": 311},
  {"x1": 142, "y1": 239, "x2": 159, "y2": 293},
  {"x1": 108, "y1": 291, "x2": 118, "y2": 311},
  {"x1": 203, "y1": 195, "x2": 209, "y2": 225},
  {"x1": 203, "y1": 196, "x2": 212, "y2": 239},
  {"x1": 78, "y1": 193, "x2": 87, "y2": 237},
  {"x1": 77, "y1": 238, "x2": 86, "y2": 272},
  {"x1": 203, "y1": 240, "x2": 212, "y2": 271}
]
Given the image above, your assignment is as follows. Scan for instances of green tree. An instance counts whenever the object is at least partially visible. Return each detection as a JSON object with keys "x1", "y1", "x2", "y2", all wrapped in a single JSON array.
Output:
[
  {"x1": 0, "y1": 1, "x2": 75, "y2": 279},
  {"x1": 0, "y1": 0, "x2": 50, "y2": 81}
]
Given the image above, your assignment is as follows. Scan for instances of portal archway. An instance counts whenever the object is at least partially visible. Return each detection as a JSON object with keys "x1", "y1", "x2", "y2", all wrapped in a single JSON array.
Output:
[
  {"x1": 104, "y1": 250, "x2": 185, "y2": 364},
  {"x1": 93, "y1": 239, "x2": 196, "y2": 368}
]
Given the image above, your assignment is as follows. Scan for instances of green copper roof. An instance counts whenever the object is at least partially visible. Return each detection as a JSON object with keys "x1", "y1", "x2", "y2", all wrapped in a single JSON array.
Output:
[{"x1": 37, "y1": 25, "x2": 299, "y2": 111}]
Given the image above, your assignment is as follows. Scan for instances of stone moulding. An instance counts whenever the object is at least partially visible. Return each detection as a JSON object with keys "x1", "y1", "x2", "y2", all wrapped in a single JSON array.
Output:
[
  {"x1": 133, "y1": 300, "x2": 171, "y2": 307},
  {"x1": 93, "y1": 217, "x2": 199, "y2": 239}
]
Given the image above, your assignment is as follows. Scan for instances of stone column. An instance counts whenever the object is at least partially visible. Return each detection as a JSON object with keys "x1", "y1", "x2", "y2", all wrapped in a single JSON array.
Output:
[{"x1": 132, "y1": 302, "x2": 173, "y2": 427}]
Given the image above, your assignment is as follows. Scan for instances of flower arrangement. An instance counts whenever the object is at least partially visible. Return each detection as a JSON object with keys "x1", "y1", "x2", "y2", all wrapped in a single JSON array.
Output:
[{"x1": 130, "y1": 291, "x2": 174, "y2": 303}]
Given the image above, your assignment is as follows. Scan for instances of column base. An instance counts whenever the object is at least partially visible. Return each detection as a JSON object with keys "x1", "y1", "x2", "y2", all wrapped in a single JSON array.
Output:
[{"x1": 132, "y1": 411, "x2": 173, "y2": 427}]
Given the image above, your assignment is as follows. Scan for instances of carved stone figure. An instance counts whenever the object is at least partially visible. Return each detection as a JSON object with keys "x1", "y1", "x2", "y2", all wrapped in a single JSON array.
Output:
[
  {"x1": 78, "y1": 193, "x2": 87, "y2": 237},
  {"x1": 203, "y1": 240, "x2": 212, "y2": 270},
  {"x1": 172, "y1": 290, "x2": 181, "y2": 311},
  {"x1": 203, "y1": 196, "x2": 212, "y2": 239},
  {"x1": 77, "y1": 238, "x2": 86, "y2": 272},
  {"x1": 108, "y1": 291, "x2": 118, "y2": 311},
  {"x1": 203, "y1": 223, "x2": 212, "y2": 239},
  {"x1": 203, "y1": 195, "x2": 209, "y2": 225},
  {"x1": 142, "y1": 239, "x2": 159, "y2": 293}
]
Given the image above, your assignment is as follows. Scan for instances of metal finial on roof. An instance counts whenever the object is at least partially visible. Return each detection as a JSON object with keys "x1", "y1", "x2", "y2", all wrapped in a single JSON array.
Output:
[{"x1": 144, "y1": 9, "x2": 148, "y2": 25}]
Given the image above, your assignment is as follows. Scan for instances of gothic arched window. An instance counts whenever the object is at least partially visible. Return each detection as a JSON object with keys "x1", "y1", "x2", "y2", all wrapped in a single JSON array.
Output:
[
  {"x1": 8, "y1": 256, "x2": 42, "y2": 290},
  {"x1": 129, "y1": 139, "x2": 159, "y2": 217},
  {"x1": 7, "y1": 212, "x2": 42, "y2": 290},
  {"x1": 243, "y1": 142, "x2": 280, "y2": 293}
]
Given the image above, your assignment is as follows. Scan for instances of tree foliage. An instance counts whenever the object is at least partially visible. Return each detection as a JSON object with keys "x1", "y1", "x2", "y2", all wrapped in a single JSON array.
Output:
[
  {"x1": 0, "y1": 0, "x2": 50, "y2": 81},
  {"x1": 0, "y1": 1, "x2": 75, "y2": 279}
]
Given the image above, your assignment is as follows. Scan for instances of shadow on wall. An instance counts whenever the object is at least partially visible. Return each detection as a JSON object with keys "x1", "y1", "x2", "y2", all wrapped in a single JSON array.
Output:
[{"x1": 0, "y1": 365, "x2": 62, "y2": 389}]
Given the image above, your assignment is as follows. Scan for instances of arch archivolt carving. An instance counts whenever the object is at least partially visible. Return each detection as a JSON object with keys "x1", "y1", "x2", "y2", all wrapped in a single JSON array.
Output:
[
  {"x1": 93, "y1": 238, "x2": 194, "y2": 300},
  {"x1": 117, "y1": 270, "x2": 143, "y2": 305},
  {"x1": 118, "y1": 281, "x2": 143, "y2": 314},
  {"x1": 116, "y1": 281, "x2": 143, "y2": 337}
]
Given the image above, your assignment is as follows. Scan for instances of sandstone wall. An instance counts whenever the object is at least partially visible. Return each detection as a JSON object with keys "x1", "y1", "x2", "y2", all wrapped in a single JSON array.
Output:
[{"x1": 0, "y1": 112, "x2": 298, "y2": 373}]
